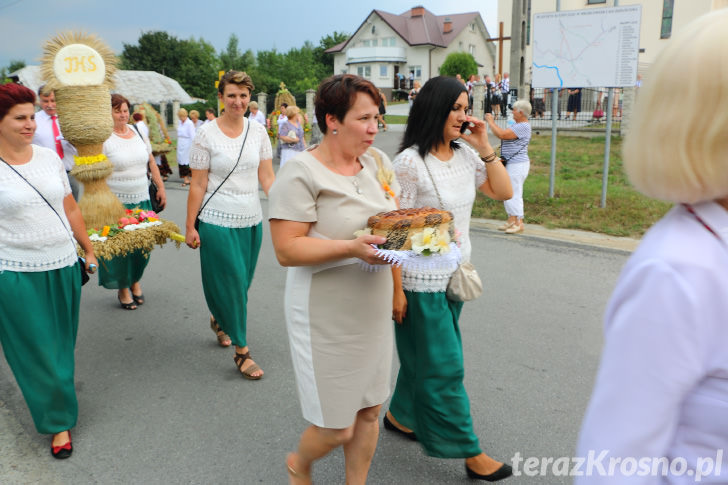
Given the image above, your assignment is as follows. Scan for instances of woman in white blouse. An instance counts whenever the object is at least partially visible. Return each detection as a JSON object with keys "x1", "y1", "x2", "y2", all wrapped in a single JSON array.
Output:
[
  {"x1": 177, "y1": 108, "x2": 195, "y2": 186},
  {"x1": 0, "y1": 82, "x2": 97, "y2": 458},
  {"x1": 387, "y1": 76, "x2": 513, "y2": 482},
  {"x1": 185, "y1": 70, "x2": 275, "y2": 378},
  {"x1": 101, "y1": 94, "x2": 166, "y2": 309},
  {"x1": 576, "y1": 11, "x2": 728, "y2": 484}
]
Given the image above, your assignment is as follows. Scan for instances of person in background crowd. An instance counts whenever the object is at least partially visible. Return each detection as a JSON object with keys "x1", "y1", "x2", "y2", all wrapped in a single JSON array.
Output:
[
  {"x1": 278, "y1": 105, "x2": 305, "y2": 168},
  {"x1": 492, "y1": 74, "x2": 503, "y2": 119},
  {"x1": 32, "y1": 85, "x2": 80, "y2": 200},
  {"x1": 486, "y1": 100, "x2": 532, "y2": 234},
  {"x1": 248, "y1": 101, "x2": 266, "y2": 126},
  {"x1": 185, "y1": 70, "x2": 275, "y2": 378},
  {"x1": 101, "y1": 94, "x2": 166, "y2": 310},
  {"x1": 388, "y1": 76, "x2": 513, "y2": 483},
  {"x1": 409, "y1": 70, "x2": 414, "y2": 90},
  {"x1": 204, "y1": 108, "x2": 216, "y2": 124},
  {"x1": 132, "y1": 112, "x2": 149, "y2": 139},
  {"x1": 408, "y1": 81, "x2": 420, "y2": 108},
  {"x1": 532, "y1": 87, "x2": 545, "y2": 118},
  {"x1": 189, "y1": 110, "x2": 203, "y2": 129},
  {"x1": 567, "y1": 88, "x2": 582, "y2": 121},
  {"x1": 500, "y1": 72, "x2": 510, "y2": 115},
  {"x1": 268, "y1": 73, "x2": 399, "y2": 485},
  {"x1": 0, "y1": 82, "x2": 97, "y2": 460},
  {"x1": 576, "y1": 10, "x2": 728, "y2": 483},
  {"x1": 483, "y1": 75, "x2": 494, "y2": 114},
  {"x1": 377, "y1": 89, "x2": 388, "y2": 132},
  {"x1": 177, "y1": 108, "x2": 195, "y2": 186}
]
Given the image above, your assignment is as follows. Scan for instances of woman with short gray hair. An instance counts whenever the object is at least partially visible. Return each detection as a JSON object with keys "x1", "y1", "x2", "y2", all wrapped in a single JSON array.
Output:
[{"x1": 485, "y1": 99, "x2": 532, "y2": 234}]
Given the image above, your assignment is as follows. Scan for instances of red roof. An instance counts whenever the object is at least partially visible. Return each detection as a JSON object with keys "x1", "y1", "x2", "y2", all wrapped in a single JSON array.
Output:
[{"x1": 326, "y1": 7, "x2": 485, "y2": 53}]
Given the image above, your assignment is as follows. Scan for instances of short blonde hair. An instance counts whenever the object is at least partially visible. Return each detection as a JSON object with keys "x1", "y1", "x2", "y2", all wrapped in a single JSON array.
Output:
[
  {"x1": 285, "y1": 105, "x2": 299, "y2": 119},
  {"x1": 623, "y1": 9, "x2": 728, "y2": 204},
  {"x1": 249, "y1": 101, "x2": 258, "y2": 110},
  {"x1": 178, "y1": 108, "x2": 188, "y2": 116}
]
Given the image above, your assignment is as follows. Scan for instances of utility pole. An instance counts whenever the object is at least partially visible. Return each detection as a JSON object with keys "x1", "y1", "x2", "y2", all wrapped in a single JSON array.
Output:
[{"x1": 509, "y1": 0, "x2": 528, "y2": 103}]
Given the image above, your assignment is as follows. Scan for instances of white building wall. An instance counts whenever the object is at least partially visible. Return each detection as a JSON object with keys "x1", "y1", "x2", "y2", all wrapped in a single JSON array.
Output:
[{"x1": 497, "y1": 0, "x2": 714, "y2": 83}]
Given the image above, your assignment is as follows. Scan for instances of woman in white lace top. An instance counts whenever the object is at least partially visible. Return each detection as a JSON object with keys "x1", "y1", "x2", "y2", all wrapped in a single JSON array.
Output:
[
  {"x1": 0, "y1": 82, "x2": 97, "y2": 458},
  {"x1": 185, "y1": 70, "x2": 274, "y2": 379},
  {"x1": 386, "y1": 76, "x2": 514, "y2": 482},
  {"x1": 101, "y1": 94, "x2": 167, "y2": 310}
]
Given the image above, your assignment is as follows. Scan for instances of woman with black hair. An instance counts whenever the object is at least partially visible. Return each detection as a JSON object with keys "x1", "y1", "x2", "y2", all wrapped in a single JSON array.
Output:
[{"x1": 386, "y1": 76, "x2": 513, "y2": 481}]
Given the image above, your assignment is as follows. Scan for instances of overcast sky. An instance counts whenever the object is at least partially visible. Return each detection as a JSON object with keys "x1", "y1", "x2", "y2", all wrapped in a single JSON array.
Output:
[{"x1": 0, "y1": 0, "x2": 499, "y2": 69}]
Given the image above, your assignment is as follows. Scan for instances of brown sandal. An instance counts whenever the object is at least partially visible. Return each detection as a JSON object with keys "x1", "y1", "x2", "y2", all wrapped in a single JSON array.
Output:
[
  {"x1": 234, "y1": 351, "x2": 263, "y2": 380},
  {"x1": 210, "y1": 316, "x2": 231, "y2": 347}
]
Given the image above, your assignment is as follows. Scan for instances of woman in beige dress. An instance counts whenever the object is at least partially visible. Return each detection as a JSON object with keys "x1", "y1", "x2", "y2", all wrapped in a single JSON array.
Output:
[{"x1": 269, "y1": 74, "x2": 399, "y2": 484}]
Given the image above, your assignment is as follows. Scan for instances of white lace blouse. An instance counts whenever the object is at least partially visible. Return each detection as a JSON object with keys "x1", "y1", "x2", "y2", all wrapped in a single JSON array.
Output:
[
  {"x1": 0, "y1": 146, "x2": 77, "y2": 272},
  {"x1": 392, "y1": 143, "x2": 487, "y2": 293},
  {"x1": 103, "y1": 127, "x2": 152, "y2": 204},
  {"x1": 189, "y1": 119, "x2": 272, "y2": 228}
]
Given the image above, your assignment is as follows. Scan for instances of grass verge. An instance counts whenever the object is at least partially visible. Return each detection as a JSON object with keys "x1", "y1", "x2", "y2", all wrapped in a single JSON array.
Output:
[{"x1": 472, "y1": 134, "x2": 672, "y2": 238}]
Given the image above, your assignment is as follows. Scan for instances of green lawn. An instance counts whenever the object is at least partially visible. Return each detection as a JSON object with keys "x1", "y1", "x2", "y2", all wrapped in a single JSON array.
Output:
[{"x1": 472, "y1": 135, "x2": 672, "y2": 237}]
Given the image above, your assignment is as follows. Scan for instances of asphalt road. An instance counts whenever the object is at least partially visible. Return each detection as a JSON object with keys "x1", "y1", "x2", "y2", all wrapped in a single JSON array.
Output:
[{"x1": 0, "y1": 127, "x2": 632, "y2": 484}]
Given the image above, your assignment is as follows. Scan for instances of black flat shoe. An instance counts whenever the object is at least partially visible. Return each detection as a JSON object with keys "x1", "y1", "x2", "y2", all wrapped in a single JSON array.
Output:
[
  {"x1": 51, "y1": 432, "x2": 73, "y2": 459},
  {"x1": 383, "y1": 414, "x2": 417, "y2": 441},
  {"x1": 465, "y1": 463, "x2": 513, "y2": 482}
]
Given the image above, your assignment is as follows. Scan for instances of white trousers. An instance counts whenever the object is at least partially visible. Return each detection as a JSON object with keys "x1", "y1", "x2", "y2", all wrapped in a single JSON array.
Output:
[{"x1": 504, "y1": 161, "x2": 530, "y2": 218}]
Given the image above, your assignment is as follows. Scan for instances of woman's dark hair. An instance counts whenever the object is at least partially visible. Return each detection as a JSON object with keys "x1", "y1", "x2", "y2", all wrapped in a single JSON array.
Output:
[
  {"x1": 399, "y1": 76, "x2": 467, "y2": 159},
  {"x1": 314, "y1": 74, "x2": 379, "y2": 134},
  {"x1": 111, "y1": 93, "x2": 130, "y2": 110},
  {"x1": 0, "y1": 82, "x2": 36, "y2": 120}
]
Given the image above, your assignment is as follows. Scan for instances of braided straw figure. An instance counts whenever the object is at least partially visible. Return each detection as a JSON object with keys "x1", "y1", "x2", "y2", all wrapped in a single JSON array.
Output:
[
  {"x1": 134, "y1": 103, "x2": 171, "y2": 156},
  {"x1": 41, "y1": 32, "x2": 125, "y2": 229}
]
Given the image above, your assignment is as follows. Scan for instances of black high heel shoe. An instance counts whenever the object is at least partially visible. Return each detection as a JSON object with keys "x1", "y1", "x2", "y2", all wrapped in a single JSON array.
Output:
[
  {"x1": 383, "y1": 414, "x2": 417, "y2": 441},
  {"x1": 465, "y1": 462, "x2": 513, "y2": 482}
]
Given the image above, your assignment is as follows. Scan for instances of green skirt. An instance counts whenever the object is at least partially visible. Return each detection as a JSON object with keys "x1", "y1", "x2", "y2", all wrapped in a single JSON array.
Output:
[
  {"x1": 98, "y1": 200, "x2": 152, "y2": 289},
  {"x1": 0, "y1": 264, "x2": 81, "y2": 434},
  {"x1": 199, "y1": 221, "x2": 262, "y2": 348},
  {"x1": 389, "y1": 291, "x2": 482, "y2": 458}
]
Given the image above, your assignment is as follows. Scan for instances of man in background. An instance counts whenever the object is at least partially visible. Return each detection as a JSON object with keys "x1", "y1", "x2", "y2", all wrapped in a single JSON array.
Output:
[{"x1": 32, "y1": 85, "x2": 80, "y2": 200}]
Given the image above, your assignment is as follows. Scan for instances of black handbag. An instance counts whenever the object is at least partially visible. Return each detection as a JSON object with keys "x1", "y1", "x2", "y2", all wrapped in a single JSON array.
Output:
[
  {"x1": 1, "y1": 157, "x2": 91, "y2": 285},
  {"x1": 148, "y1": 180, "x2": 163, "y2": 213}
]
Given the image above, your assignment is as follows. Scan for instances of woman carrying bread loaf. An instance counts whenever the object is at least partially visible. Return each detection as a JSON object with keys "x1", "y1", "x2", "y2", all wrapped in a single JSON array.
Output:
[
  {"x1": 386, "y1": 76, "x2": 514, "y2": 482},
  {"x1": 268, "y1": 74, "x2": 399, "y2": 484}
]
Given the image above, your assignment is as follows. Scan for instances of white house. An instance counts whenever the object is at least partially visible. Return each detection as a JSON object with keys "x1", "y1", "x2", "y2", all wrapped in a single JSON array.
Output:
[{"x1": 326, "y1": 5, "x2": 496, "y2": 98}]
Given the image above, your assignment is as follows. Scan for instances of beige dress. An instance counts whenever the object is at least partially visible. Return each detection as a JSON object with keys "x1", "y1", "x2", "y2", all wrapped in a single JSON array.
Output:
[{"x1": 268, "y1": 148, "x2": 400, "y2": 428}]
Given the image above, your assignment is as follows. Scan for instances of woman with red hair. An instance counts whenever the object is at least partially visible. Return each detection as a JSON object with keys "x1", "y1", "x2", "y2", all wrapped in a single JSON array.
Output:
[{"x1": 0, "y1": 82, "x2": 97, "y2": 459}]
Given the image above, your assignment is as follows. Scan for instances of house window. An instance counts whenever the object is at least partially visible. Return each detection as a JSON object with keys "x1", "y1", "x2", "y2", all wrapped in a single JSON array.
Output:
[
  {"x1": 469, "y1": 45, "x2": 475, "y2": 55},
  {"x1": 470, "y1": 22, "x2": 476, "y2": 32},
  {"x1": 362, "y1": 40, "x2": 371, "y2": 47},
  {"x1": 587, "y1": 0, "x2": 606, "y2": 3},
  {"x1": 409, "y1": 66, "x2": 422, "y2": 78},
  {"x1": 383, "y1": 37, "x2": 395, "y2": 47},
  {"x1": 357, "y1": 65, "x2": 371, "y2": 77},
  {"x1": 380, "y1": 65, "x2": 387, "y2": 77},
  {"x1": 372, "y1": 39, "x2": 378, "y2": 47},
  {"x1": 661, "y1": 0, "x2": 674, "y2": 39}
]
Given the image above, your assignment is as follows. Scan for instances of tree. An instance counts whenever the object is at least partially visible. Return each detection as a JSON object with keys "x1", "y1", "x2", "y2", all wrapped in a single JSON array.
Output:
[
  {"x1": 120, "y1": 31, "x2": 218, "y2": 102},
  {"x1": 219, "y1": 34, "x2": 255, "y2": 72},
  {"x1": 439, "y1": 52, "x2": 478, "y2": 78},
  {"x1": 1, "y1": 59, "x2": 26, "y2": 83},
  {"x1": 313, "y1": 31, "x2": 349, "y2": 74}
]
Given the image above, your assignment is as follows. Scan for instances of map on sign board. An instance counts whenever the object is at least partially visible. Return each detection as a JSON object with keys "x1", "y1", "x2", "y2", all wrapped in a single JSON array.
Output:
[{"x1": 532, "y1": 6, "x2": 641, "y2": 88}]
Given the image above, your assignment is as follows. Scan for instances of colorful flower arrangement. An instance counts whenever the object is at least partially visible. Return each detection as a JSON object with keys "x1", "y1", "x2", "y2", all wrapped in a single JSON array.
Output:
[{"x1": 87, "y1": 208, "x2": 161, "y2": 241}]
